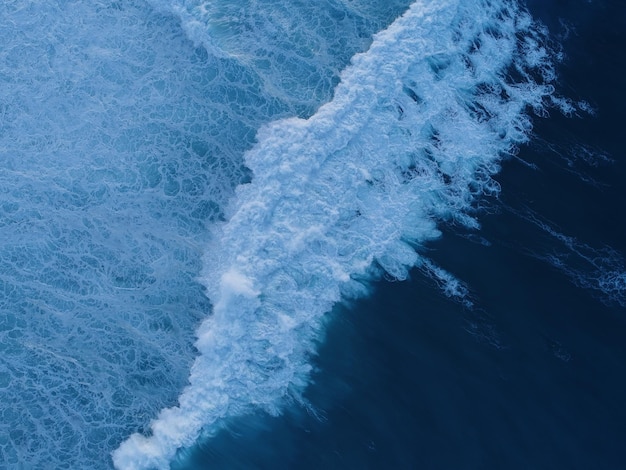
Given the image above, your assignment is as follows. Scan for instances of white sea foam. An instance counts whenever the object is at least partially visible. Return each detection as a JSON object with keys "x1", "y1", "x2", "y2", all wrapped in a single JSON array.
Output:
[
  {"x1": 143, "y1": 0, "x2": 413, "y2": 111},
  {"x1": 114, "y1": 0, "x2": 562, "y2": 468}
]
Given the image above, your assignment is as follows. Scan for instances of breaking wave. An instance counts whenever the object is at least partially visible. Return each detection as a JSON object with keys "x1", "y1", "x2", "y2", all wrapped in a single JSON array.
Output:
[{"x1": 113, "y1": 0, "x2": 566, "y2": 468}]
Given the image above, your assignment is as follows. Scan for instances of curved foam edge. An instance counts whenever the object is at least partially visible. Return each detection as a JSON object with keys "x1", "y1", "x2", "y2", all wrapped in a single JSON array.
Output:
[{"x1": 113, "y1": 0, "x2": 562, "y2": 468}]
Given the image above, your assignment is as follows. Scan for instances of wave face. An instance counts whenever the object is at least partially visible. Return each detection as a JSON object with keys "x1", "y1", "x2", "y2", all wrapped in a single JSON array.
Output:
[
  {"x1": 112, "y1": 0, "x2": 563, "y2": 468},
  {"x1": 0, "y1": 0, "x2": 411, "y2": 468}
]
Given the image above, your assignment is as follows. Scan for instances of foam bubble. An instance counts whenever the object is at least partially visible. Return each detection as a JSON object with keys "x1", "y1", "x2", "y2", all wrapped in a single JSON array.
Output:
[{"x1": 114, "y1": 0, "x2": 562, "y2": 467}]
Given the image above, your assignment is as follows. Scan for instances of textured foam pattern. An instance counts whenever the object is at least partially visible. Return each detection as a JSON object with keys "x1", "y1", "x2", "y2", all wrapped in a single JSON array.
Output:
[
  {"x1": 113, "y1": 1, "x2": 568, "y2": 468},
  {"x1": 0, "y1": 0, "x2": 413, "y2": 468}
]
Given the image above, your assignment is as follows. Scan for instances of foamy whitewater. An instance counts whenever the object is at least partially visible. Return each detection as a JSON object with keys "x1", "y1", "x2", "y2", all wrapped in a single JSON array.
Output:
[
  {"x1": 113, "y1": 0, "x2": 566, "y2": 468},
  {"x1": 0, "y1": 0, "x2": 577, "y2": 468}
]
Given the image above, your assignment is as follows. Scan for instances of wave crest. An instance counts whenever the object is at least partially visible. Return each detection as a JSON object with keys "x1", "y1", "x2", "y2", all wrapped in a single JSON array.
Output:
[{"x1": 114, "y1": 0, "x2": 563, "y2": 468}]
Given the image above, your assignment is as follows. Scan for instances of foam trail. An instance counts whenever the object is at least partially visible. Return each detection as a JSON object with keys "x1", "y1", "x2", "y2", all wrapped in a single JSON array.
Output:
[
  {"x1": 516, "y1": 209, "x2": 626, "y2": 307},
  {"x1": 114, "y1": 0, "x2": 561, "y2": 467}
]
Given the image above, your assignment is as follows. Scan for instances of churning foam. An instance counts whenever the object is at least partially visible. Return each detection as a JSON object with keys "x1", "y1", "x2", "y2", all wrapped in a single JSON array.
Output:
[
  {"x1": 114, "y1": 0, "x2": 563, "y2": 467},
  {"x1": 143, "y1": 0, "x2": 414, "y2": 112}
]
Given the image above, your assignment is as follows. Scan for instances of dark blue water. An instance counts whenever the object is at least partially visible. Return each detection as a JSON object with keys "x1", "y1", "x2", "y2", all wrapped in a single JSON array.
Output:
[{"x1": 177, "y1": 1, "x2": 626, "y2": 468}]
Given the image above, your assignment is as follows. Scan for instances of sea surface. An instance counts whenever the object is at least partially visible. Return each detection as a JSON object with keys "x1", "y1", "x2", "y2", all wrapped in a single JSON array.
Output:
[{"x1": 0, "y1": 0, "x2": 624, "y2": 469}]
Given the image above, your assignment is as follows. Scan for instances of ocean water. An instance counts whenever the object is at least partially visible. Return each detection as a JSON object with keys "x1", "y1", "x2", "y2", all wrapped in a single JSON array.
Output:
[{"x1": 0, "y1": 0, "x2": 624, "y2": 469}]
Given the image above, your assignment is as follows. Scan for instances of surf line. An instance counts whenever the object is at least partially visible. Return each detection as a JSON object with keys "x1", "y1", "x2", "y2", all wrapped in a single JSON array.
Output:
[{"x1": 113, "y1": 0, "x2": 562, "y2": 468}]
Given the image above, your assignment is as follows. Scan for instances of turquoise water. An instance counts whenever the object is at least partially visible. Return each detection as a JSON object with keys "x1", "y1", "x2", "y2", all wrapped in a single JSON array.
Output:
[{"x1": 0, "y1": 0, "x2": 623, "y2": 468}]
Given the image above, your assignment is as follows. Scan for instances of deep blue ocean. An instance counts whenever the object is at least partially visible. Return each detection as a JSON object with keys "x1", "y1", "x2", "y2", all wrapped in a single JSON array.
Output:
[{"x1": 0, "y1": 0, "x2": 624, "y2": 469}]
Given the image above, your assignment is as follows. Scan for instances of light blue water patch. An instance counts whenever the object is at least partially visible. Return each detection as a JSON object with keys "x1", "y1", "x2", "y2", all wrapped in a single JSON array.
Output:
[
  {"x1": 0, "y1": 3, "x2": 230, "y2": 468},
  {"x1": 0, "y1": 0, "x2": 417, "y2": 468},
  {"x1": 114, "y1": 0, "x2": 569, "y2": 468}
]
